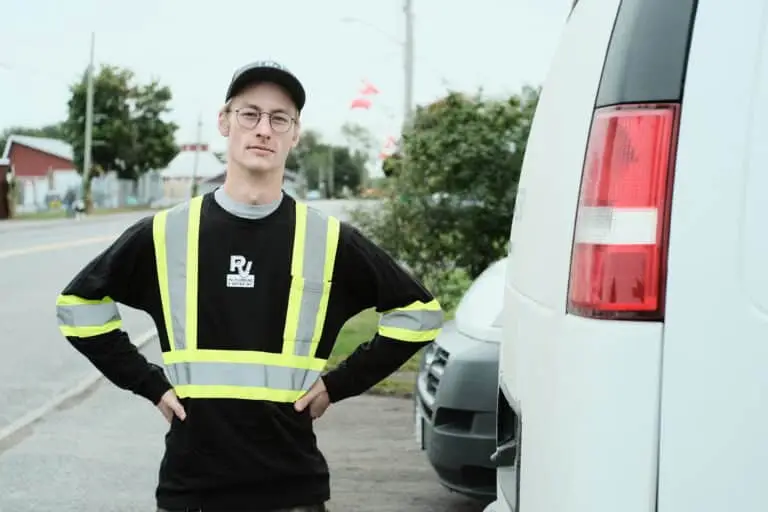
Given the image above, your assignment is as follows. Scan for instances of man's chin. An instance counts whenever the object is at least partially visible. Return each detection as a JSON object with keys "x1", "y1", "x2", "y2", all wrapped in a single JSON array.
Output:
[{"x1": 241, "y1": 156, "x2": 280, "y2": 173}]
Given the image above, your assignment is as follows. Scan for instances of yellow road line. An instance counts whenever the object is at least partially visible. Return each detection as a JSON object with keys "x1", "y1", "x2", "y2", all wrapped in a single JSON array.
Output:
[{"x1": 0, "y1": 234, "x2": 118, "y2": 260}]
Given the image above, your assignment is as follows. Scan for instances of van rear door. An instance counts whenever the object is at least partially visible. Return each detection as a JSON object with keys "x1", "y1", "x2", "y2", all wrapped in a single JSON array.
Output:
[
  {"x1": 498, "y1": 0, "x2": 701, "y2": 510},
  {"x1": 659, "y1": 2, "x2": 768, "y2": 510}
]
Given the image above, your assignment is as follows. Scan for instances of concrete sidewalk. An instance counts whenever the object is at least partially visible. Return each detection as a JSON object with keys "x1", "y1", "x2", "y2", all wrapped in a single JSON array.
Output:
[{"x1": 0, "y1": 343, "x2": 487, "y2": 512}]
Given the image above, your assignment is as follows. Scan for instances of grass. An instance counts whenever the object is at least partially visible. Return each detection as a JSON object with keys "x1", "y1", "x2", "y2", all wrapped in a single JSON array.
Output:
[{"x1": 327, "y1": 308, "x2": 422, "y2": 399}]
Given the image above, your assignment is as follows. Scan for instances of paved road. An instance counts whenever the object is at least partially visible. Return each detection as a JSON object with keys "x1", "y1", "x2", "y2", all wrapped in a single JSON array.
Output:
[
  {"x1": 0, "y1": 341, "x2": 488, "y2": 512},
  {"x1": 0, "y1": 211, "x2": 157, "y2": 432}
]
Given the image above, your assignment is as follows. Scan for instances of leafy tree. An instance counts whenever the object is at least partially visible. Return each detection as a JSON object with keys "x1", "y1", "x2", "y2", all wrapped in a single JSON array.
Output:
[
  {"x1": 125, "y1": 80, "x2": 179, "y2": 184},
  {"x1": 351, "y1": 86, "x2": 540, "y2": 310},
  {"x1": 381, "y1": 151, "x2": 403, "y2": 178},
  {"x1": 340, "y1": 122, "x2": 376, "y2": 190},
  {"x1": 64, "y1": 65, "x2": 134, "y2": 180},
  {"x1": 288, "y1": 129, "x2": 364, "y2": 197},
  {"x1": 63, "y1": 64, "x2": 179, "y2": 205},
  {"x1": 286, "y1": 129, "x2": 321, "y2": 172},
  {"x1": 329, "y1": 145, "x2": 363, "y2": 195}
]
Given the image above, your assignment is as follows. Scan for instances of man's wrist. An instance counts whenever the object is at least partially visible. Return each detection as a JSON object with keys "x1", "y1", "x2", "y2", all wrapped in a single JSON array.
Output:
[
  {"x1": 137, "y1": 368, "x2": 173, "y2": 405},
  {"x1": 321, "y1": 371, "x2": 347, "y2": 404}
]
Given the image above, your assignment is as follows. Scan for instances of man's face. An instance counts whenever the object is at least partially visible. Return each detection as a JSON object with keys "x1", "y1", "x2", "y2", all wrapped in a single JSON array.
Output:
[{"x1": 218, "y1": 82, "x2": 300, "y2": 175}]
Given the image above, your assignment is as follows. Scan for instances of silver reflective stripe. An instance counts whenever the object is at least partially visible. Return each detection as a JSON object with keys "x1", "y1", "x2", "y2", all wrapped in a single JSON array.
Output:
[
  {"x1": 380, "y1": 308, "x2": 444, "y2": 332},
  {"x1": 165, "y1": 361, "x2": 321, "y2": 392},
  {"x1": 163, "y1": 201, "x2": 192, "y2": 351},
  {"x1": 293, "y1": 208, "x2": 335, "y2": 357},
  {"x1": 57, "y1": 301, "x2": 120, "y2": 327}
]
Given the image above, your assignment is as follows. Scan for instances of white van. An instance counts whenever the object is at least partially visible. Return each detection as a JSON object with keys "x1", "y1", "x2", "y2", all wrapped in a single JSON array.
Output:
[{"x1": 486, "y1": 0, "x2": 768, "y2": 511}]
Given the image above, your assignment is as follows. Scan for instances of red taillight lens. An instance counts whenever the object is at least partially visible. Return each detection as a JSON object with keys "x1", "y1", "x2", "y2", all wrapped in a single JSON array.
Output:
[{"x1": 567, "y1": 103, "x2": 680, "y2": 319}]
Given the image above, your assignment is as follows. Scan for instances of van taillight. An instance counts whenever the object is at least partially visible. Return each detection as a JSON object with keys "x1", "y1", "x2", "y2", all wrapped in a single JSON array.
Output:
[{"x1": 567, "y1": 103, "x2": 680, "y2": 320}]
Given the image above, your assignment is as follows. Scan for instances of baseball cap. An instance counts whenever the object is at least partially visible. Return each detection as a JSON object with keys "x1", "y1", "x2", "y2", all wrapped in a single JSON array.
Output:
[{"x1": 225, "y1": 60, "x2": 306, "y2": 112}]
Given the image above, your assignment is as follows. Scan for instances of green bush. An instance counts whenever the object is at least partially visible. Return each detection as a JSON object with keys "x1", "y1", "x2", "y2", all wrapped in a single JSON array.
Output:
[{"x1": 351, "y1": 86, "x2": 539, "y2": 309}]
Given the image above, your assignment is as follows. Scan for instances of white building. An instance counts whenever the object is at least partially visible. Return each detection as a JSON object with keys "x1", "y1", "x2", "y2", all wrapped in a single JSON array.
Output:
[{"x1": 158, "y1": 143, "x2": 224, "y2": 204}]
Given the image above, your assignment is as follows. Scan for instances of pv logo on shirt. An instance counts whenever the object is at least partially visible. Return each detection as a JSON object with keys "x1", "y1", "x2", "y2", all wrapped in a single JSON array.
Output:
[{"x1": 226, "y1": 255, "x2": 255, "y2": 288}]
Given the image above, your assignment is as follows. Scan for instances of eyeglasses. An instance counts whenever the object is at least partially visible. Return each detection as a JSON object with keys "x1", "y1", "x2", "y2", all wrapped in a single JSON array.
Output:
[{"x1": 231, "y1": 108, "x2": 295, "y2": 134}]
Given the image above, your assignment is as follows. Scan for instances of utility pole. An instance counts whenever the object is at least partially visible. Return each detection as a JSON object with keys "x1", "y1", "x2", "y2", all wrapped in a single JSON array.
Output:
[
  {"x1": 403, "y1": 0, "x2": 414, "y2": 127},
  {"x1": 82, "y1": 32, "x2": 95, "y2": 212},
  {"x1": 191, "y1": 113, "x2": 202, "y2": 197}
]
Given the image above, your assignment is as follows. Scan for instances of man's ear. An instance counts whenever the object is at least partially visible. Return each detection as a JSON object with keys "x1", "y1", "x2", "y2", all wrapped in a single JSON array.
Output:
[{"x1": 218, "y1": 110, "x2": 230, "y2": 137}]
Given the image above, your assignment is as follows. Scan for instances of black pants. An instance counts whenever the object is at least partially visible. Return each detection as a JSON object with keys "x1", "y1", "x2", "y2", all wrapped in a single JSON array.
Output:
[{"x1": 157, "y1": 505, "x2": 327, "y2": 512}]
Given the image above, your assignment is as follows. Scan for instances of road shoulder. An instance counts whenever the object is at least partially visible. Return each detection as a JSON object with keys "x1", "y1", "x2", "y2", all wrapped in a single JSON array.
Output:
[{"x1": 0, "y1": 343, "x2": 486, "y2": 512}]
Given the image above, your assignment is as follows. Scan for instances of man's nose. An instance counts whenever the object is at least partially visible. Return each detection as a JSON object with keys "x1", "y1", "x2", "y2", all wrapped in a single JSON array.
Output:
[{"x1": 254, "y1": 114, "x2": 272, "y2": 136}]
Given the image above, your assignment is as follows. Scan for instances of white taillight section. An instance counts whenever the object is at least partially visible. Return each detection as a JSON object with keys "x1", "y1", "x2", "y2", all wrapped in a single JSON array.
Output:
[
  {"x1": 567, "y1": 103, "x2": 680, "y2": 319},
  {"x1": 573, "y1": 207, "x2": 658, "y2": 245}
]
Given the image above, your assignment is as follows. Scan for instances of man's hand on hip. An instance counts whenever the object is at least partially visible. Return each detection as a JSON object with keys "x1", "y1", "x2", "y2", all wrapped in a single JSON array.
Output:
[
  {"x1": 294, "y1": 378, "x2": 331, "y2": 419},
  {"x1": 157, "y1": 389, "x2": 186, "y2": 423}
]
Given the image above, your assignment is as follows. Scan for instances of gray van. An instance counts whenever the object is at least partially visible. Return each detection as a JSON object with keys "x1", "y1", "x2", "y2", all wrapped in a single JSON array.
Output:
[{"x1": 413, "y1": 257, "x2": 506, "y2": 501}]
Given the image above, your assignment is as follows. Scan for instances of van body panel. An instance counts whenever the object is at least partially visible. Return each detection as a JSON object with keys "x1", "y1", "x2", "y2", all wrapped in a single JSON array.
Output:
[
  {"x1": 500, "y1": 0, "x2": 654, "y2": 510},
  {"x1": 505, "y1": 288, "x2": 663, "y2": 511},
  {"x1": 658, "y1": 2, "x2": 768, "y2": 510},
  {"x1": 504, "y1": 0, "x2": 620, "y2": 313}
]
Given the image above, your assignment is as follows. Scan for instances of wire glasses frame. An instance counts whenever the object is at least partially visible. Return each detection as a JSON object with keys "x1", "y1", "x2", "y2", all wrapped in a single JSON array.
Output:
[{"x1": 230, "y1": 108, "x2": 296, "y2": 134}]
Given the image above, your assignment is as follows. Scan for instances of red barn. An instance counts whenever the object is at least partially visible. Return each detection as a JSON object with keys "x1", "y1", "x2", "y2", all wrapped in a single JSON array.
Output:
[
  {"x1": 1, "y1": 135, "x2": 74, "y2": 178},
  {"x1": 1, "y1": 135, "x2": 76, "y2": 209}
]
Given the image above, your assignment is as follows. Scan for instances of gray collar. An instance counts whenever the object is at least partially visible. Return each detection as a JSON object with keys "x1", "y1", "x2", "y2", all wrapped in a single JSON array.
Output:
[{"x1": 213, "y1": 187, "x2": 284, "y2": 219}]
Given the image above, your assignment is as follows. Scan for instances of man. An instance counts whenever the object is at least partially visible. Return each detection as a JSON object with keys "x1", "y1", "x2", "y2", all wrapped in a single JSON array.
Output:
[{"x1": 55, "y1": 61, "x2": 444, "y2": 512}]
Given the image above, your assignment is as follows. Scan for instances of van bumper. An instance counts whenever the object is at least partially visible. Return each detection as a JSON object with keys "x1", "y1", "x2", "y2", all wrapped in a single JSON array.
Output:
[{"x1": 414, "y1": 321, "x2": 499, "y2": 501}]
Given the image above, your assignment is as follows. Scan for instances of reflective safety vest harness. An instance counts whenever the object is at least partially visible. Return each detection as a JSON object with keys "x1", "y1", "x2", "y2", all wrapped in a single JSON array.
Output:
[
  {"x1": 152, "y1": 195, "x2": 340, "y2": 403},
  {"x1": 56, "y1": 196, "x2": 444, "y2": 404}
]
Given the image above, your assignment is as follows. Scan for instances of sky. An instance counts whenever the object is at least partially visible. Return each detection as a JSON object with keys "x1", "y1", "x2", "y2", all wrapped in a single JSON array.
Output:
[{"x1": 1, "y1": 0, "x2": 573, "y2": 161}]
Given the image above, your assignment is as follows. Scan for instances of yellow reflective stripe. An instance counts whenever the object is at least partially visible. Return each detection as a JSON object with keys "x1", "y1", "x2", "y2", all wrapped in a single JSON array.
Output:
[
  {"x1": 185, "y1": 196, "x2": 203, "y2": 351},
  {"x1": 59, "y1": 319, "x2": 122, "y2": 338},
  {"x1": 173, "y1": 385, "x2": 304, "y2": 402},
  {"x1": 152, "y1": 209, "x2": 175, "y2": 351},
  {"x1": 161, "y1": 348, "x2": 327, "y2": 371},
  {"x1": 56, "y1": 294, "x2": 122, "y2": 338},
  {"x1": 56, "y1": 295, "x2": 114, "y2": 306},
  {"x1": 309, "y1": 216, "x2": 340, "y2": 357},
  {"x1": 323, "y1": 218, "x2": 340, "y2": 281},
  {"x1": 385, "y1": 298, "x2": 442, "y2": 312},
  {"x1": 282, "y1": 202, "x2": 308, "y2": 357},
  {"x1": 291, "y1": 202, "x2": 307, "y2": 277},
  {"x1": 378, "y1": 326, "x2": 441, "y2": 342},
  {"x1": 378, "y1": 298, "x2": 444, "y2": 342}
]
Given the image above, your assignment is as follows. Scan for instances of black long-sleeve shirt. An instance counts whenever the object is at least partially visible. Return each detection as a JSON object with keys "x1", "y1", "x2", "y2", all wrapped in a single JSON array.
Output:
[{"x1": 57, "y1": 190, "x2": 443, "y2": 511}]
